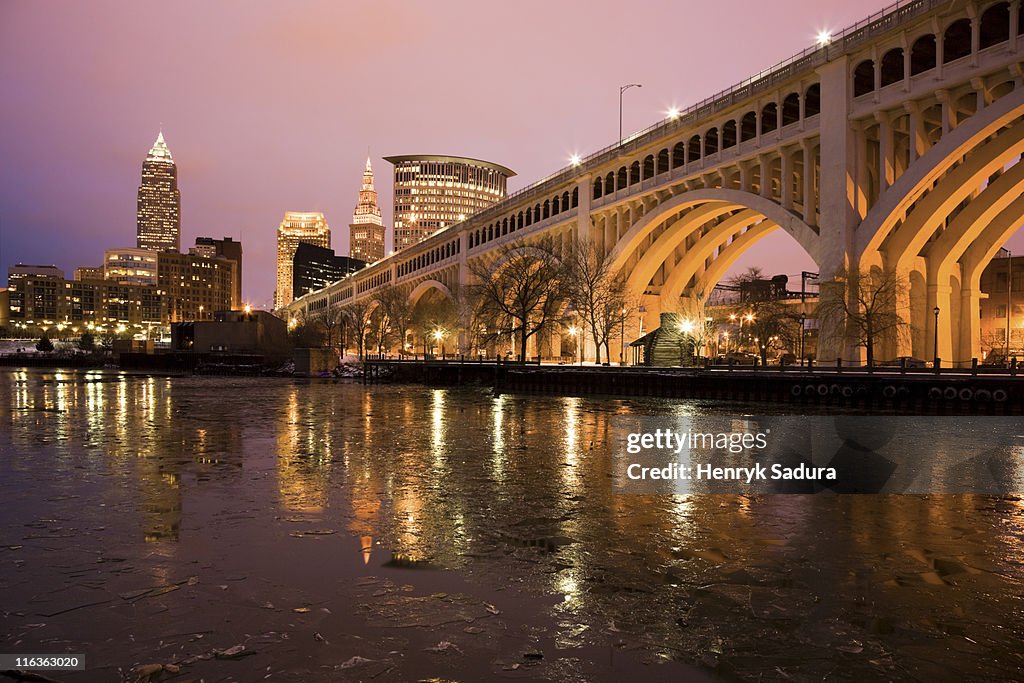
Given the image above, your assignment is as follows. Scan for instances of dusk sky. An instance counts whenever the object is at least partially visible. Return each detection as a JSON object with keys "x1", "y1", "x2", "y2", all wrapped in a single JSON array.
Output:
[{"x1": 6, "y1": 0, "x2": 1019, "y2": 308}]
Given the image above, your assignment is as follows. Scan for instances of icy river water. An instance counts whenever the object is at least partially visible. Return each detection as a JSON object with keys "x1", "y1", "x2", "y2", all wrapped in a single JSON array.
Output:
[{"x1": 2, "y1": 369, "x2": 1024, "y2": 681}]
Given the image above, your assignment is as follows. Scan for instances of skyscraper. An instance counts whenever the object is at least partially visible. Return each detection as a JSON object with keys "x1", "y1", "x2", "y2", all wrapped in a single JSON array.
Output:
[
  {"x1": 190, "y1": 237, "x2": 243, "y2": 309},
  {"x1": 275, "y1": 212, "x2": 330, "y2": 309},
  {"x1": 349, "y1": 157, "x2": 386, "y2": 263},
  {"x1": 385, "y1": 155, "x2": 514, "y2": 252},
  {"x1": 136, "y1": 132, "x2": 181, "y2": 253}
]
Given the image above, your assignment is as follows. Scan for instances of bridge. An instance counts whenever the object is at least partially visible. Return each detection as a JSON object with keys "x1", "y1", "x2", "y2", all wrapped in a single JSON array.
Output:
[{"x1": 285, "y1": 0, "x2": 1024, "y2": 365}]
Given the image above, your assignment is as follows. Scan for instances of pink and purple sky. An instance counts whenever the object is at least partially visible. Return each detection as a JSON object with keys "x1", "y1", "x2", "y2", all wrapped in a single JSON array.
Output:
[{"x1": 5, "y1": 0, "x2": 1017, "y2": 307}]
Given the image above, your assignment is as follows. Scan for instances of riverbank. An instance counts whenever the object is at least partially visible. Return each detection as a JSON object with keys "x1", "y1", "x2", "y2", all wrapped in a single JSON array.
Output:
[{"x1": 365, "y1": 360, "x2": 1024, "y2": 414}]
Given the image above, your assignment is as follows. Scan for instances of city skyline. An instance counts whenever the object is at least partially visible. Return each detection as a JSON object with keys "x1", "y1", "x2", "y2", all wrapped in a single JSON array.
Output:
[{"x1": 4, "y1": 0, "x2": 1024, "y2": 309}]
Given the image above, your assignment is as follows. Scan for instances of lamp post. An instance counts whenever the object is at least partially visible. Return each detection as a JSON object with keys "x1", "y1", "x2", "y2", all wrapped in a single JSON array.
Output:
[
  {"x1": 933, "y1": 306, "x2": 940, "y2": 366},
  {"x1": 1006, "y1": 249, "x2": 1012, "y2": 360},
  {"x1": 433, "y1": 329, "x2": 444, "y2": 359},
  {"x1": 679, "y1": 319, "x2": 695, "y2": 366},
  {"x1": 620, "y1": 307, "x2": 627, "y2": 366},
  {"x1": 799, "y1": 313, "x2": 806, "y2": 367},
  {"x1": 619, "y1": 83, "x2": 642, "y2": 145}
]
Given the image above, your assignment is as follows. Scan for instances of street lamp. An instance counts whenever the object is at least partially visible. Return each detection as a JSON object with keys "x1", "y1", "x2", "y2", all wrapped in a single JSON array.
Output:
[
  {"x1": 799, "y1": 313, "x2": 806, "y2": 367},
  {"x1": 569, "y1": 326, "x2": 580, "y2": 366},
  {"x1": 678, "y1": 319, "x2": 695, "y2": 366},
  {"x1": 933, "y1": 306, "x2": 940, "y2": 365},
  {"x1": 620, "y1": 306, "x2": 627, "y2": 366},
  {"x1": 1006, "y1": 249, "x2": 1013, "y2": 360},
  {"x1": 738, "y1": 312, "x2": 754, "y2": 352},
  {"x1": 619, "y1": 83, "x2": 642, "y2": 145},
  {"x1": 433, "y1": 329, "x2": 444, "y2": 358}
]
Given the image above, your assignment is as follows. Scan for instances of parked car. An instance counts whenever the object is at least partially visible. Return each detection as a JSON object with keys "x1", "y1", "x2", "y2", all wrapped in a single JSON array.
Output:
[
  {"x1": 980, "y1": 354, "x2": 1014, "y2": 368},
  {"x1": 714, "y1": 352, "x2": 758, "y2": 365}
]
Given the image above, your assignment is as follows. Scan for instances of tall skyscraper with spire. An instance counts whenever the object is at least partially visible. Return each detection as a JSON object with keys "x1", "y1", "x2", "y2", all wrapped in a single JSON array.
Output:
[
  {"x1": 349, "y1": 157, "x2": 386, "y2": 263},
  {"x1": 136, "y1": 132, "x2": 181, "y2": 252}
]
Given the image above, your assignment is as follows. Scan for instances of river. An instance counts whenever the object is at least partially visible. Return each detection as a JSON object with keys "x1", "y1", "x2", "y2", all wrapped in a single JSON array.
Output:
[{"x1": 1, "y1": 369, "x2": 1023, "y2": 681}]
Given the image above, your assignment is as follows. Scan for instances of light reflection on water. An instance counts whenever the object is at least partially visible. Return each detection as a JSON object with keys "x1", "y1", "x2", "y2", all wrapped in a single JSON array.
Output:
[{"x1": 3, "y1": 369, "x2": 1024, "y2": 678}]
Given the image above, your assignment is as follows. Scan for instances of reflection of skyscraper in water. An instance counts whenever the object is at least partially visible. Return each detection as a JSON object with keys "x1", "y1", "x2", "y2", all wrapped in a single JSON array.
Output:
[
  {"x1": 275, "y1": 388, "x2": 332, "y2": 513},
  {"x1": 142, "y1": 471, "x2": 182, "y2": 543}
]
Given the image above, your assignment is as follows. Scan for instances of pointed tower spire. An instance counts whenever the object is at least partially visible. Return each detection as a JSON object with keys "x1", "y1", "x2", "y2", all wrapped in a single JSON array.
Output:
[
  {"x1": 350, "y1": 156, "x2": 385, "y2": 262},
  {"x1": 147, "y1": 130, "x2": 173, "y2": 162}
]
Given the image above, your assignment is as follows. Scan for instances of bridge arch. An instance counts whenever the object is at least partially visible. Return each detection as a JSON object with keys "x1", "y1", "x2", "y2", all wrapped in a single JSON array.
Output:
[
  {"x1": 856, "y1": 85, "x2": 1024, "y2": 264},
  {"x1": 407, "y1": 279, "x2": 454, "y2": 308},
  {"x1": 607, "y1": 188, "x2": 821, "y2": 291}
]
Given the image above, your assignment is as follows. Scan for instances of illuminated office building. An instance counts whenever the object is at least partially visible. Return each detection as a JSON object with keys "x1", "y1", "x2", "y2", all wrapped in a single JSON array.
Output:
[
  {"x1": 137, "y1": 131, "x2": 181, "y2": 253},
  {"x1": 291, "y1": 243, "x2": 365, "y2": 299},
  {"x1": 275, "y1": 212, "x2": 330, "y2": 308},
  {"x1": 385, "y1": 154, "x2": 514, "y2": 252},
  {"x1": 190, "y1": 237, "x2": 243, "y2": 309},
  {"x1": 157, "y1": 252, "x2": 235, "y2": 322},
  {"x1": 104, "y1": 248, "x2": 159, "y2": 287},
  {"x1": 349, "y1": 157, "x2": 386, "y2": 263}
]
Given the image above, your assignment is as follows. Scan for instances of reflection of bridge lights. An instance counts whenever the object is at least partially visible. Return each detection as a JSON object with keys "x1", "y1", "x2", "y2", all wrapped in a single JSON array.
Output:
[
  {"x1": 816, "y1": 31, "x2": 832, "y2": 46},
  {"x1": 569, "y1": 154, "x2": 582, "y2": 166}
]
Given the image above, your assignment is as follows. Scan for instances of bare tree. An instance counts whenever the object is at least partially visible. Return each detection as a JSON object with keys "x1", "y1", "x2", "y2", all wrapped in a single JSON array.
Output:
[
  {"x1": 316, "y1": 304, "x2": 345, "y2": 350},
  {"x1": 409, "y1": 294, "x2": 458, "y2": 356},
  {"x1": 726, "y1": 267, "x2": 800, "y2": 365},
  {"x1": 471, "y1": 239, "x2": 566, "y2": 362},
  {"x1": 342, "y1": 299, "x2": 374, "y2": 360},
  {"x1": 816, "y1": 266, "x2": 909, "y2": 366},
  {"x1": 562, "y1": 239, "x2": 635, "y2": 364},
  {"x1": 672, "y1": 296, "x2": 714, "y2": 360},
  {"x1": 375, "y1": 287, "x2": 412, "y2": 356},
  {"x1": 289, "y1": 307, "x2": 325, "y2": 348},
  {"x1": 450, "y1": 281, "x2": 485, "y2": 355}
]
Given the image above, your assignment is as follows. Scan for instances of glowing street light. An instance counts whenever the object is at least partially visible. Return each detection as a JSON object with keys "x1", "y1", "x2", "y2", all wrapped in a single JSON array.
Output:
[
  {"x1": 679, "y1": 319, "x2": 695, "y2": 334},
  {"x1": 666, "y1": 107, "x2": 681, "y2": 120},
  {"x1": 569, "y1": 154, "x2": 582, "y2": 167},
  {"x1": 432, "y1": 329, "x2": 445, "y2": 359},
  {"x1": 816, "y1": 30, "x2": 832, "y2": 47}
]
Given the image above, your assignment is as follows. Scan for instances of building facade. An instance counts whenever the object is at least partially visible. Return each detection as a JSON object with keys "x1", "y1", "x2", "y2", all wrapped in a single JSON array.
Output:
[
  {"x1": 137, "y1": 132, "x2": 181, "y2": 253},
  {"x1": 6, "y1": 269, "x2": 165, "y2": 332},
  {"x1": 275, "y1": 211, "x2": 330, "y2": 309},
  {"x1": 385, "y1": 155, "x2": 514, "y2": 252},
  {"x1": 190, "y1": 236, "x2": 243, "y2": 309},
  {"x1": 74, "y1": 266, "x2": 105, "y2": 282},
  {"x1": 291, "y1": 242, "x2": 365, "y2": 300},
  {"x1": 157, "y1": 252, "x2": 236, "y2": 322},
  {"x1": 104, "y1": 247, "x2": 160, "y2": 287},
  {"x1": 979, "y1": 250, "x2": 1024, "y2": 359},
  {"x1": 349, "y1": 157, "x2": 386, "y2": 263}
]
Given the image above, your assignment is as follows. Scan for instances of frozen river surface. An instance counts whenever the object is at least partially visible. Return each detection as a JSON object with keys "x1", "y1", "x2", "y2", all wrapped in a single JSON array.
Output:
[{"x1": 1, "y1": 370, "x2": 1024, "y2": 681}]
